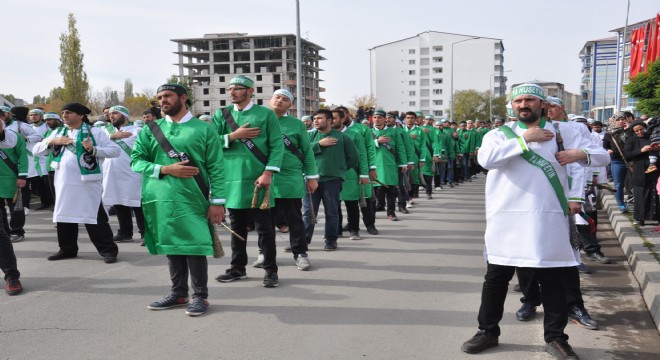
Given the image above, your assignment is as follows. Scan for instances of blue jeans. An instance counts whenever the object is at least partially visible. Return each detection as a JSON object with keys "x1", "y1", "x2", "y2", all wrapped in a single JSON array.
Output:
[
  {"x1": 461, "y1": 154, "x2": 471, "y2": 180},
  {"x1": 303, "y1": 179, "x2": 342, "y2": 245},
  {"x1": 445, "y1": 159, "x2": 455, "y2": 183},
  {"x1": 610, "y1": 160, "x2": 627, "y2": 208}
]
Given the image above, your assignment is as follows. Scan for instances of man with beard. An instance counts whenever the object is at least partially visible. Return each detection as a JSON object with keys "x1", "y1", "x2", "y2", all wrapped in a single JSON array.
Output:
[
  {"x1": 372, "y1": 110, "x2": 408, "y2": 221},
  {"x1": 258, "y1": 89, "x2": 318, "y2": 271},
  {"x1": 386, "y1": 113, "x2": 413, "y2": 213},
  {"x1": 303, "y1": 109, "x2": 358, "y2": 250},
  {"x1": 33, "y1": 103, "x2": 120, "y2": 263},
  {"x1": 22, "y1": 109, "x2": 52, "y2": 214},
  {"x1": 461, "y1": 84, "x2": 610, "y2": 360},
  {"x1": 131, "y1": 83, "x2": 225, "y2": 316},
  {"x1": 336, "y1": 105, "x2": 379, "y2": 235},
  {"x1": 334, "y1": 108, "x2": 369, "y2": 241},
  {"x1": 212, "y1": 76, "x2": 283, "y2": 288},
  {"x1": 0, "y1": 121, "x2": 23, "y2": 295},
  {"x1": 403, "y1": 111, "x2": 429, "y2": 205},
  {"x1": 0, "y1": 108, "x2": 27, "y2": 245},
  {"x1": 102, "y1": 105, "x2": 145, "y2": 245}
]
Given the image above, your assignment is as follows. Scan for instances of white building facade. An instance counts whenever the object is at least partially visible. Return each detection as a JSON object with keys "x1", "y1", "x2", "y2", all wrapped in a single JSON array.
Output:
[{"x1": 369, "y1": 31, "x2": 505, "y2": 119}]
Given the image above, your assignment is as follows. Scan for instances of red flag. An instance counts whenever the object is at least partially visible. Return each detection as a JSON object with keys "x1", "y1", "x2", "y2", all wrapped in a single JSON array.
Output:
[
  {"x1": 646, "y1": 19, "x2": 657, "y2": 66},
  {"x1": 652, "y1": 14, "x2": 660, "y2": 63},
  {"x1": 631, "y1": 27, "x2": 647, "y2": 78}
]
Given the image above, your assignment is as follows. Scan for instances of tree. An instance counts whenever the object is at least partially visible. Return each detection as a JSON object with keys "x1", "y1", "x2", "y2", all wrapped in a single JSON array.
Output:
[
  {"x1": 349, "y1": 94, "x2": 378, "y2": 112},
  {"x1": 32, "y1": 95, "x2": 47, "y2": 105},
  {"x1": 0, "y1": 93, "x2": 16, "y2": 104},
  {"x1": 450, "y1": 90, "x2": 487, "y2": 121},
  {"x1": 59, "y1": 13, "x2": 89, "y2": 104},
  {"x1": 625, "y1": 59, "x2": 660, "y2": 116},
  {"x1": 123, "y1": 79, "x2": 134, "y2": 101}
]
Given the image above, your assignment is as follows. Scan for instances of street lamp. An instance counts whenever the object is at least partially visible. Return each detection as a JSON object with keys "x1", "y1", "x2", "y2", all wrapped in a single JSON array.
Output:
[
  {"x1": 295, "y1": 0, "x2": 303, "y2": 118},
  {"x1": 616, "y1": 0, "x2": 630, "y2": 111},
  {"x1": 450, "y1": 37, "x2": 481, "y2": 121},
  {"x1": 489, "y1": 70, "x2": 511, "y2": 122}
]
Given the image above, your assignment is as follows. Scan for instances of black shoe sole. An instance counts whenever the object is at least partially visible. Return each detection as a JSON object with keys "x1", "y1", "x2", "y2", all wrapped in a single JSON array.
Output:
[
  {"x1": 216, "y1": 274, "x2": 247, "y2": 283},
  {"x1": 461, "y1": 341, "x2": 498, "y2": 354},
  {"x1": 569, "y1": 317, "x2": 598, "y2": 330},
  {"x1": 148, "y1": 303, "x2": 189, "y2": 310}
]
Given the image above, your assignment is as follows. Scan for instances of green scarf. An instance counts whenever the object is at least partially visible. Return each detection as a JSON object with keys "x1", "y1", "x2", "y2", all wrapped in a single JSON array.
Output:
[
  {"x1": 51, "y1": 123, "x2": 102, "y2": 181},
  {"x1": 498, "y1": 121, "x2": 569, "y2": 216},
  {"x1": 103, "y1": 123, "x2": 132, "y2": 157}
]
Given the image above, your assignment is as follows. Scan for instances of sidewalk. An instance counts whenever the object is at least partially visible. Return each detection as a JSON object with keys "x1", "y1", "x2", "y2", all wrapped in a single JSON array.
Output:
[{"x1": 602, "y1": 192, "x2": 660, "y2": 332}]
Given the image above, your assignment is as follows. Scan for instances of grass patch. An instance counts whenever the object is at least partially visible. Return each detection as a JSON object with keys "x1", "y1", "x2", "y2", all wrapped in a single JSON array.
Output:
[{"x1": 626, "y1": 213, "x2": 660, "y2": 264}]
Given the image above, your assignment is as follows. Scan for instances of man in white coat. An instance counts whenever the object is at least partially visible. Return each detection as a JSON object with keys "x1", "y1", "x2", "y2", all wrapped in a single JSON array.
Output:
[
  {"x1": 24, "y1": 109, "x2": 52, "y2": 213},
  {"x1": 101, "y1": 105, "x2": 145, "y2": 244},
  {"x1": 33, "y1": 103, "x2": 121, "y2": 263},
  {"x1": 461, "y1": 84, "x2": 610, "y2": 360}
]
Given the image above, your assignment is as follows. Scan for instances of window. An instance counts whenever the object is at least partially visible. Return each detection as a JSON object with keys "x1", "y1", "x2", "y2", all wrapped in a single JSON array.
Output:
[
  {"x1": 256, "y1": 75, "x2": 262, "y2": 81},
  {"x1": 220, "y1": 100, "x2": 226, "y2": 106},
  {"x1": 434, "y1": 110, "x2": 443, "y2": 116},
  {"x1": 433, "y1": 46, "x2": 443, "y2": 52},
  {"x1": 409, "y1": 70, "x2": 416, "y2": 75},
  {"x1": 274, "y1": 74, "x2": 281, "y2": 83},
  {"x1": 433, "y1": 78, "x2": 443, "y2": 84},
  {"x1": 433, "y1": 100, "x2": 443, "y2": 105},
  {"x1": 409, "y1": 80, "x2": 416, "y2": 86},
  {"x1": 219, "y1": 76, "x2": 225, "y2": 82},
  {"x1": 409, "y1": 49, "x2": 416, "y2": 54},
  {"x1": 409, "y1": 91, "x2": 416, "y2": 96},
  {"x1": 409, "y1": 59, "x2": 416, "y2": 65},
  {"x1": 433, "y1": 57, "x2": 443, "y2": 63},
  {"x1": 433, "y1": 89, "x2": 442, "y2": 95},
  {"x1": 203, "y1": 100, "x2": 210, "y2": 107},
  {"x1": 433, "y1": 67, "x2": 443, "y2": 74},
  {"x1": 257, "y1": 99, "x2": 263, "y2": 105},
  {"x1": 219, "y1": 88, "x2": 226, "y2": 94},
  {"x1": 257, "y1": 87, "x2": 263, "y2": 94},
  {"x1": 203, "y1": 88, "x2": 209, "y2": 95},
  {"x1": 409, "y1": 101, "x2": 416, "y2": 106}
]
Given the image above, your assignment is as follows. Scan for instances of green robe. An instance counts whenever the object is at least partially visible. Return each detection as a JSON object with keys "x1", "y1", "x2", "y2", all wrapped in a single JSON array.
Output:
[
  {"x1": 404, "y1": 125, "x2": 429, "y2": 184},
  {"x1": 371, "y1": 126, "x2": 407, "y2": 186},
  {"x1": 0, "y1": 130, "x2": 28, "y2": 199},
  {"x1": 340, "y1": 126, "x2": 370, "y2": 201},
  {"x1": 272, "y1": 115, "x2": 318, "y2": 199},
  {"x1": 211, "y1": 103, "x2": 284, "y2": 209},
  {"x1": 347, "y1": 121, "x2": 377, "y2": 198},
  {"x1": 443, "y1": 128, "x2": 458, "y2": 159},
  {"x1": 130, "y1": 117, "x2": 226, "y2": 256},
  {"x1": 457, "y1": 128, "x2": 477, "y2": 154},
  {"x1": 308, "y1": 129, "x2": 359, "y2": 182}
]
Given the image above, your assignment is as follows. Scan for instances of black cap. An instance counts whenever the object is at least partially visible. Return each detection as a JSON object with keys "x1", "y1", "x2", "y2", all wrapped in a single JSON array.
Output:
[{"x1": 62, "y1": 102, "x2": 91, "y2": 115}]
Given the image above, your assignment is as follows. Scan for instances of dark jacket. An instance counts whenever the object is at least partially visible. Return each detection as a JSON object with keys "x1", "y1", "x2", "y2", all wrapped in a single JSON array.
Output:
[
  {"x1": 603, "y1": 129, "x2": 628, "y2": 161},
  {"x1": 624, "y1": 134, "x2": 659, "y2": 188}
]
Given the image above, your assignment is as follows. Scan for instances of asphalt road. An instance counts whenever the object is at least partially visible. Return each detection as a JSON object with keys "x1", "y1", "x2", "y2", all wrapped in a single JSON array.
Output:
[{"x1": 1, "y1": 177, "x2": 659, "y2": 360}]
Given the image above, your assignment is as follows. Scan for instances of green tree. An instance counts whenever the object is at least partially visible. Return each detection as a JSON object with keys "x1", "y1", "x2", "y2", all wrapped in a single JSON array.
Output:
[
  {"x1": 450, "y1": 90, "x2": 487, "y2": 121},
  {"x1": 0, "y1": 93, "x2": 16, "y2": 104},
  {"x1": 625, "y1": 60, "x2": 660, "y2": 116},
  {"x1": 59, "y1": 13, "x2": 89, "y2": 104},
  {"x1": 32, "y1": 95, "x2": 47, "y2": 104},
  {"x1": 123, "y1": 79, "x2": 134, "y2": 101}
]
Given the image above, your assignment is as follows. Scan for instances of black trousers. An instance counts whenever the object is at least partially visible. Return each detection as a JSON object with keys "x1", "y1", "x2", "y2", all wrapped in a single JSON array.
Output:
[
  {"x1": 115, "y1": 205, "x2": 145, "y2": 238},
  {"x1": 48, "y1": 171, "x2": 56, "y2": 203},
  {"x1": 55, "y1": 204, "x2": 118, "y2": 258},
  {"x1": 338, "y1": 200, "x2": 361, "y2": 233},
  {"x1": 360, "y1": 198, "x2": 376, "y2": 227},
  {"x1": 633, "y1": 186, "x2": 658, "y2": 222},
  {"x1": 167, "y1": 255, "x2": 208, "y2": 299},
  {"x1": 517, "y1": 265, "x2": 585, "y2": 309},
  {"x1": 228, "y1": 208, "x2": 277, "y2": 274},
  {"x1": 423, "y1": 175, "x2": 434, "y2": 195},
  {"x1": 578, "y1": 224, "x2": 601, "y2": 255},
  {"x1": 0, "y1": 198, "x2": 25, "y2": 237},
  {"x1": 271, "y1": 198, "x2": 307, "y2": 257},
  {"x1": 376, "y1": 186, "x2": 397, "y2": 216},
  {"x1": 478, "y1": 263, "x2": 569, "y2": 343},
  {"x1": 0, "y1": 214, "x2": 19, "y2": 280},
  {"x1": 23, "y1": 176, "x2": 53, "y2": 208}
]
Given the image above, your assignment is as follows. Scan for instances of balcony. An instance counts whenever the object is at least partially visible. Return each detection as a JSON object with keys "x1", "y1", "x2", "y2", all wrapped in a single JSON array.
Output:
[
  {"x1": 319, "y1": 87, "x2": 326, "y2": 92},
  {"x1": 285, "y1": 80, "x2": 297, "y2": 85}
]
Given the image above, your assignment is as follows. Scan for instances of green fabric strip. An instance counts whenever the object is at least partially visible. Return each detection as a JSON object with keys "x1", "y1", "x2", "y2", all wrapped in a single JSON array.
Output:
[{"x1": 499, "y1": 125, "x2": 569, "y2": 216}]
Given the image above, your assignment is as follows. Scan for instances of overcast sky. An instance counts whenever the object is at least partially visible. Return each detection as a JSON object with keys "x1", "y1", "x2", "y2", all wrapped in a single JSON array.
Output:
[{"x1": 2, "y1": 0, "x2": 659, "y2": 107}]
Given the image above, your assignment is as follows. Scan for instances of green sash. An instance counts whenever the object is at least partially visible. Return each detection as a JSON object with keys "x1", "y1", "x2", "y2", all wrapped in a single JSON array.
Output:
[
  {"x1": 51, "y1": 123, "x2": 102, "y2": 181},
  {"x1": 103, "y1": 123, "x2": 133, "y2": 157},
  {"x1": 498, "y1": 123, "x2": 569, "y2": 216}
]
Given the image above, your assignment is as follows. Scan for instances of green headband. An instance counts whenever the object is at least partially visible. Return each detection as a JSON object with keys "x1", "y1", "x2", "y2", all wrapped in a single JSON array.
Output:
[
  {"x1": 229, "y1": 76, "x2": 254, "y2": 89},
  {"x1": 110, "y1": 105, "x2": 130, "y2": 119},
  {"x1": 510, "y1": 83, "x2": 546, "y2": 101}
]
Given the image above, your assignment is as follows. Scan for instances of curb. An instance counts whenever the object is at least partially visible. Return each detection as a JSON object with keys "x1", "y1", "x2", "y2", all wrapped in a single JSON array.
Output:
[{"x1": 603, "y1": 193, "x2": 660, "y2": 332}]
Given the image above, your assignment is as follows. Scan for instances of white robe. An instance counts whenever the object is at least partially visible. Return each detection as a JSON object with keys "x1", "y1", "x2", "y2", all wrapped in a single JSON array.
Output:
[
  {"x1": 33, "y1": 126, "x2": 120, "y2": 224},
  {"x1": 477, "y1": 121, "x2": 610, "y2": 268},
  {"x1": 26, "y1": 122, "x2": 48, "y2": 178},
  {"x1": 101, "y1": 125, "x2": 143, "y2": 207}
]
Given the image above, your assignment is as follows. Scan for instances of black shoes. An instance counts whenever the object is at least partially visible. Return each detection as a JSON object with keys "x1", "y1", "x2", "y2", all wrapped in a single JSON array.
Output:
[
  {"x1": 215, "y1": 269, "x2": 248, "y2": 283},
  {"x1": 263, "y1": 272, "x2": 279, "y2": 288},
  {"x1": 461, "y1": 330, "x2": 498, "y2": 354},
  {"x1": 398, "y1": 205, "x2": 409, "y2": 214},
  {"x1": 546, "y1": 338, "x2": 580, "y2": 359},
  {"x1": 47, "y1": 250, "x2": 77, "y2": 261},
  {"x1": 148, "y1": 294, "x2": 189, "y2": 310},
  {"x1": 568, "y1": 305, "x2": 598, "y2": 330},
  {"x1": 516, "y1": 303, "x2": 537, "y2": 321},
  {"x1": 366, "y1": 226, "x2": 379, "y2": 235},
  {"x1": 324, "y1": 243, "x2": 337, "y2": 251},
  {"x1": 586, "y1": 252, "x2": 610, "y2": 264},
  {"x1": 113, "y1": 233, "x2": 133, "y2": 243},
  {"x1": 103, "y1": 256, "x2": 118, "y2": 264}
]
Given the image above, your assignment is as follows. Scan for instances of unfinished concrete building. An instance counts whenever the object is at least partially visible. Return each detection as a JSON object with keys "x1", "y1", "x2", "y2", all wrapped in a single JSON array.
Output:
[{"x1": 172, "y1": 33, "x2": 325, "y2": 115}]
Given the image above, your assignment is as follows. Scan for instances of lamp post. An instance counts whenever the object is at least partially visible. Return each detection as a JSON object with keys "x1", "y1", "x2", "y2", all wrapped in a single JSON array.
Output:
[
  {"x1": 450, "y1": 37, "x2": 481, "y2": 121},
  {"x1": 616, "y1": 0, "x2": 630, "y2": 111},
  {"x1": 489, "y1": 70, "x2": 511, "y2": 122},
  {"x1": 295, "y1": 0, "x2": 303, "y2": 118}
]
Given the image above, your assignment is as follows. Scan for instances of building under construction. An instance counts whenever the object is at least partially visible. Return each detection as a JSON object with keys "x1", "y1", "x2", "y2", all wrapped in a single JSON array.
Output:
[{"x1": 171, "y1": 33, "x2": 325, "y2": 115}]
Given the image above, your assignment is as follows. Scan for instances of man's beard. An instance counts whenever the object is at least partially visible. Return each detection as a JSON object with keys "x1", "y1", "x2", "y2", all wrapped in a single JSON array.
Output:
[
  {"x1": 163, "y1": 101, "x2": 183, "y2": 116},
  {"x1": 48, "y1": 122, "x2": 59, "y2": 130},
  {"x1": 517, "y1": 108, "x2": 541, "y2": 124}
]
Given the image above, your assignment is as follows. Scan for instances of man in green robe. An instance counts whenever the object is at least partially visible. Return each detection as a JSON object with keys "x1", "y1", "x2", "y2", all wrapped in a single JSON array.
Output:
[
  {"x1": 334, "y1": 109, "x2": 369, "y2": 240},
  {"x1": 266, "y1": 89, "x2": 318, "y2": 271},
  {"x1": 386, "y1": 113, "x2": 413, "y2": 214},
  {"x1": 211, "y1": 75, "x2": 284, "y2": 288},
  {"x1": 403, "y1": 112, "x2": 432, "y2": 200},
  {"x1": 372, "y1": 110, "x2": 408, "y2": 221},
  {"x1": 457, "y1": 120, "x2": 477, "y2": 182},
  {"x1": 131, "y1": 84, "x2": 226, "y2": 317},
  {"x1": 305, "y1": 109, "x2": 359, "y2": 250},
  {"x1": 0, "y1": 108, "x2": 28, "y2": 245}
]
